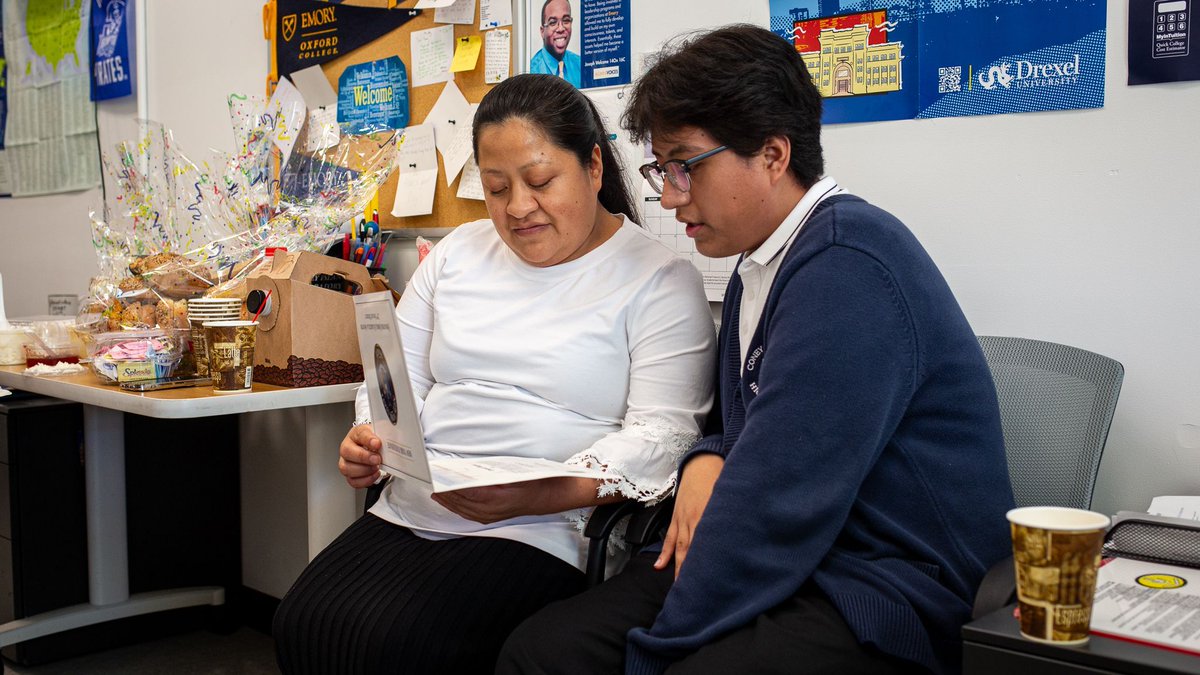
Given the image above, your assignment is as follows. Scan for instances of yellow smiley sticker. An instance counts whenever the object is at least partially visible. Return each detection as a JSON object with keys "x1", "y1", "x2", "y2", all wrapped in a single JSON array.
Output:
[{"x1": 1136, "y1": 573, "x2": 1187, "y2": 589}]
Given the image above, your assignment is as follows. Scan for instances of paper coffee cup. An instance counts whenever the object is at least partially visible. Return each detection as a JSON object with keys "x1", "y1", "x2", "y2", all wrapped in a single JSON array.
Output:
[
  {"x1": 1007, "y1": 506, "x2": 1110, "y2": 645},
  {"x1": 203, "y1": 321, "x2": 258, "y2": 394}
]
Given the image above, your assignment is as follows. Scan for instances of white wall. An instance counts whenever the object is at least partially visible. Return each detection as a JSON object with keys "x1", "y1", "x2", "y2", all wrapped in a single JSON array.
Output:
[{"x1": 0, "y1": 0, "x2": 1194, "y2": 547}]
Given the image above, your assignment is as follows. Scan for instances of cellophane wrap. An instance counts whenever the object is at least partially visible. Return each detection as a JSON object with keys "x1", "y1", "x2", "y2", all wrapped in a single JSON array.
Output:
[{"x1": 82, "y1": 93, "x2": 399, "y2": 339}]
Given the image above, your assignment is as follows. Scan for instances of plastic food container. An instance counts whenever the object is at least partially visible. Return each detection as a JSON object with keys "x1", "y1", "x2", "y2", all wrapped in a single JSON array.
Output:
[
  {"x1": 89, "y1": 328, "x2": 187, "y2": 383},
  {"x1": 9, "y1": 317, "x2": 80, "y2": 367},
  {"x1": 0, "y1": 328, "x2": 32, "y2": 366}
]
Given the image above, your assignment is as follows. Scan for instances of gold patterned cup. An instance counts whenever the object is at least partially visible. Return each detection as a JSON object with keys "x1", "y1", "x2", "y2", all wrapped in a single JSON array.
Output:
[
  {"x1": 1007, "y1": 506, "x2": 1110, "y2": 645},
  {"x1": 203, "y1": 321, "x2": 258, "y2": 394}
]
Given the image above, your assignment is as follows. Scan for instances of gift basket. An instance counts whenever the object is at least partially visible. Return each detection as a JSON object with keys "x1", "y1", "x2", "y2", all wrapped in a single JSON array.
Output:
[{"x1": 79, "y1": 91, "x2": 400, "y2": 383}]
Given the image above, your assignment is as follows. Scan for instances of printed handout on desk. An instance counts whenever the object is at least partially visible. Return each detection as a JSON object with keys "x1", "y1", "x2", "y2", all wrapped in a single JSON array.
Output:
[
  {"x1": 1091, "y1": 557, "x2": 1200, "y2": 654},
  {"x1": 353, "y1": 292, "x2": 609, "y2": 492},
  {"x1": 391, "y1": 124, "x2": 437, "y2": 218},
  {"x1": 484, "y1": 28, "x2": 511, "y2": 83},
  {"x1": 1149, "y1": 495, "x2": 1200, "y2": 521},
  {"x1": 479, "y1": 0, "x2": 512, "y2": 29},
  {"x1": 411, "y1": 24, "x2": 455, "y2": 88},
  {"x1": 435, "y1": 0, "x2": 477, "y2": 25}
]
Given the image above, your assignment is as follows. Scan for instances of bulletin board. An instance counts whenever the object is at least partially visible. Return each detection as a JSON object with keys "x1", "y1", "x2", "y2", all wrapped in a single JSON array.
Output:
[{"x1": 266, "y1": 0, "x2": 513, "y2": 235}]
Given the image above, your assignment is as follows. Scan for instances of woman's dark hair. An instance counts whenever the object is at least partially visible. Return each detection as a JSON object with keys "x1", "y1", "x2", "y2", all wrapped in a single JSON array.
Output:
[
  {"x1": 623, "y1": 24, "x2": 824, "y2": 189},
  {"x1": 473, "y1": 74, "x2": 640, "y2": 223}
]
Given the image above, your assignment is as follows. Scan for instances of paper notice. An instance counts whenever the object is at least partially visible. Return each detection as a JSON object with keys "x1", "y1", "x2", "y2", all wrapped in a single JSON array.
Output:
[
  {"x1": 484, "y1": 29, "x2": 511, "y2": 84},
  {"x1": 415, "y1": 0, "x2": 456, "y2": 7},
  {"x1": 267, "y1": 77, "x2": 307, "y2": 161},
  {"x1": 392, "y1": 124, "x2": 438, "y2": 218},
  {"x1": 305, "y1": 106, "x2": 341, "y2": 153},
  {"x1": 289, "y1": 64, "x2": 338, "y2": 109},
  {"x1": 427, "y1": 81, "x2": 472, "y2": 158},
  {"x1": 411, "y1": 25, "x2": 456, "y2": 88},
  {"x1": 456, "y1": 155, "x2": 484, "y2": 201},
  {"x1": 479, "y1": 0, "x2": 512, "y2": 29},
  {"x1": 435, "y1": 0, "x2": 477, "y2": 24}
]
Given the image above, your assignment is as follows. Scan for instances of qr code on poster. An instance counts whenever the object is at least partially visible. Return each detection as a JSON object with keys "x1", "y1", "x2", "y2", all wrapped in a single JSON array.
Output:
[{"x1": 938, "y1": 66, "x2": 962, "y2": 93}]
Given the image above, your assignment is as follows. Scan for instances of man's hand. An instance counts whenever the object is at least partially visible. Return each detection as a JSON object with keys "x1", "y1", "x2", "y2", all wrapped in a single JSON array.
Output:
[
  {"x1": 656, "y1": 453, "x2": 724, "y2": 578},
  {"x1": 339, "y1": 425, "x2": 383, "y2": 489}
]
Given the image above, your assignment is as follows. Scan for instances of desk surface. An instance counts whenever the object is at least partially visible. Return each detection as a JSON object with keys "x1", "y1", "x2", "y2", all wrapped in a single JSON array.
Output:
[
  {"x1": 0, "y1": 365, "x2": 359, "y2": 418},
  {"x1": 963, "y1": 605, "x2": 1200, "y2": 675}
]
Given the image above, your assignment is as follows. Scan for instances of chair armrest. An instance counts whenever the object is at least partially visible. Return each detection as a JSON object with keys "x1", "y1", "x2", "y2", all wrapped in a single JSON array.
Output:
[
  {"x1": 972, "y1": 555, "x2": 1015, "y2": 621},
  {"x1": 584, "y1": 500, "x2": 644, "y2": 587}
]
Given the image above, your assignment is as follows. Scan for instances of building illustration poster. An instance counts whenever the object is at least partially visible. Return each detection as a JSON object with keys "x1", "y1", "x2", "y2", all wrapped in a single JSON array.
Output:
[{"x1": 769, "y1": 0, "x2": 1106, "y2": 123}]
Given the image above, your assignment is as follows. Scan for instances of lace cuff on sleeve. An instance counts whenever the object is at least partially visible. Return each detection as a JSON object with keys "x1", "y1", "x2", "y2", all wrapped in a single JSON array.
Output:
[{"x1": 566, "y1": 418, "x2": 698, "y2": 504}]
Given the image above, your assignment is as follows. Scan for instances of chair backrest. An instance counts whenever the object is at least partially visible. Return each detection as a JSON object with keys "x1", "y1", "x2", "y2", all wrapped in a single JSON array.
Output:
[{"x1": 977, "y1": 336, "x2": 1124, "y2": 511}]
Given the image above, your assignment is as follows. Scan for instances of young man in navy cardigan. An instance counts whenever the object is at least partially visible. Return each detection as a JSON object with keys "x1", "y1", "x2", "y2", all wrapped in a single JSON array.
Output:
[{"x1": 498, "y1": 24, "x2": 1015, "y2": 675}]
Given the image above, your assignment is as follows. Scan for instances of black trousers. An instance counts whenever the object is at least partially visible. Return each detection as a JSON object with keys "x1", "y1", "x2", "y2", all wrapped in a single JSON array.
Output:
[
  {"x1": 498, "y1": 553, "x2": 923, "y2": 675},
  {"x1": 272, "y1": 513, "x2": 584, "y2": 675}
]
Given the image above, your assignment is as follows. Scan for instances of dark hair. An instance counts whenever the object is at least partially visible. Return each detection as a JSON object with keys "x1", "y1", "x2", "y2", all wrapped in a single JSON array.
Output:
[
  {"x1": 623, "y1": 24, "x2": 824, "y2": 188},
  {"x1": 473, "y1": 74, "x2": 639, "y2": 223}
]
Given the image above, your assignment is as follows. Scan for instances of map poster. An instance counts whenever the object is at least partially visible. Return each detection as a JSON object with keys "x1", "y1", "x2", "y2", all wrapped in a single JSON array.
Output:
[{"x1": 769, "y1": 0, "x2": 1106, "y2": 123}]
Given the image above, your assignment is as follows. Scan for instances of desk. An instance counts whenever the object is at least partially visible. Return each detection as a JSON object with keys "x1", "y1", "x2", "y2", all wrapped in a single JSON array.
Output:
[
  {"x1": 963, "y1": 605, "x2": 1200, "y2": 674},
  {"x1": 0, "y1": 365, "x2": 359, "y2": 647}
]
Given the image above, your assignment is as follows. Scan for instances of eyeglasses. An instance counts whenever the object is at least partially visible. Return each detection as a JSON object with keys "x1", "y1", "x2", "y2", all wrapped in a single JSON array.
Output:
[
  {"x1": 638, "y1": 146, "x2": 729, "y2": 195},
  {"x1": 542, "y1": 16, "x2": 573, "y2": 29}
]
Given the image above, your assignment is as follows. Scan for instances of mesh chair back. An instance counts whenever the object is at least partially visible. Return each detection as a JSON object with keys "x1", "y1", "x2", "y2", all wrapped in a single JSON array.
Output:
[{"x1": 977, "y1": 336, "x2": 1124, "y2": 511}]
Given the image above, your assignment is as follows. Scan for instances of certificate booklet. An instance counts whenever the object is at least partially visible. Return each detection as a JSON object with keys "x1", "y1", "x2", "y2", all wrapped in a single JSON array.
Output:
[
  {"x1": 1090, "y1": 557, "x2": 1200, "y2": 654},
  {"x1": 353, "y1": 292, "x2": 608, "y2": 492}
]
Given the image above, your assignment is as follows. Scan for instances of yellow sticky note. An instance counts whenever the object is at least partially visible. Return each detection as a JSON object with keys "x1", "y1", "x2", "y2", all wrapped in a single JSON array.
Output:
[{"x1": 450, "y1": 35, "x2": 482, "y2": 73}]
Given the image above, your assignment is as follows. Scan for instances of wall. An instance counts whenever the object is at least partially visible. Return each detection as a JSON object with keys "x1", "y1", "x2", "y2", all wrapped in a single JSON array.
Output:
[{"x1": 0, "y1": 0, "x2": 1194, "y2": 558}]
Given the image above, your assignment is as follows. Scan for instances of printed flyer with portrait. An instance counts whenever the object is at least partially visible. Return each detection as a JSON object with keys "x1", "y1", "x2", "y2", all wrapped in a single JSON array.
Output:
[
  {"x1": 354, "y1": 292, "x2": 609, "y2": 492},
  {"x1": 526, "y1": 0, "x2": 630, "y2": 89}
]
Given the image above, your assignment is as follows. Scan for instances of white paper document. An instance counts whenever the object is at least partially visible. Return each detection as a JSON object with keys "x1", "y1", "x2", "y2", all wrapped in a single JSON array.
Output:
[
  {"x1": 289, "y1": 64, "x2": 338, "y2": 109},
  {"x1": 479, "y1": 0, "x2": 512, "y2": 29},
  {"x1": 411, "y1": 24, "x2": 456, "y2": 88},
  {"x1": 435, "y1": 0, "x2": 476, "y2": 24},
  {"x1": 392, "y1": 124, "x2": 438, "y2": 217},
  {"x1": 267, "y1": 77, "x2": 307, "y2": 161},
  {"x1": 427, "y1": 80, "x2": 472, "y2": 156},
  {"x1": 1091, "y1": 557, "x2": 1200, "y2": 654},
  {"x1": 484, "y1": 28, "x2": 511, "y2": 84},
  {"x1": 1148, "y1": 496, "x2": 1200, "y2": 521},
  {"x1": 456, "y1": 155, "x2": 484, "y2": 201},
  {"x1": 353, "y1": 292, "x2": 608, "y2": 492},
  {"x1": 415, "y1": 0, "x2": 456, "y2": 7},
  {"x1": 305, "y1": 106, "x2": 341, "y2": 153}
]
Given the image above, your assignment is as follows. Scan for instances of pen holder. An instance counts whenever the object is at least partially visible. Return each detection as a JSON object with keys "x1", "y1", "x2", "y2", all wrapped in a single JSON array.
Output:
[{"x1": 325, "y1": 230, "x2": 392, "y2": 276}]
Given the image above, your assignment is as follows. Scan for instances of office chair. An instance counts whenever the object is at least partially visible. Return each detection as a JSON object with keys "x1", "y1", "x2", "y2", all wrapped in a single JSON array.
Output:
[{"x1": 971, "y1": 335, "x2": 1124, "y2": 619}]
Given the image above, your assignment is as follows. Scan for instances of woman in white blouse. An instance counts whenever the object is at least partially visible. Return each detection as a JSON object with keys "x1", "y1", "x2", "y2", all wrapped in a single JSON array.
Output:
[{"x1": 272, "y1": 74, "x2": 716, "y2": 675}]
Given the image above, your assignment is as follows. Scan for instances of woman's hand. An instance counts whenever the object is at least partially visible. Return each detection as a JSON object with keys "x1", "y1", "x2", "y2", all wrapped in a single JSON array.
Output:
[
  {"x1": 432, "y1": 476, "x2": 622, "y2": 524},
  {"x1": 339, "y1": 424, "x2": 383, "y2": 489},
  {"x1": 656, "y1": 453, "x2": 724, "y2": 578}
]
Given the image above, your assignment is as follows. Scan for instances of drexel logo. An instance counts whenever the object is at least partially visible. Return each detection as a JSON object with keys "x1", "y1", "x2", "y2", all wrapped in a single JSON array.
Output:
[
  {"x1": 977, "y1": 63, "x2": 1013, "y2": 89},
  {"x1": 282, "y1": 14, "x2": 297, "y2": 42}
]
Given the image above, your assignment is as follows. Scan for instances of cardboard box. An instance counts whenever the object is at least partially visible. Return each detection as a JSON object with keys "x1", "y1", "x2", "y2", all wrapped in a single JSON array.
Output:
[{"x1": 245, "y1": 251, "x2": 396, "y2": 387}]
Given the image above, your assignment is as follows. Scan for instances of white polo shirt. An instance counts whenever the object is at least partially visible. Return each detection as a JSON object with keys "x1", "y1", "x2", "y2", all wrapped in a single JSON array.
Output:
[{"x1": 737, "y1": 177, "x2": 843, "y2": 370}]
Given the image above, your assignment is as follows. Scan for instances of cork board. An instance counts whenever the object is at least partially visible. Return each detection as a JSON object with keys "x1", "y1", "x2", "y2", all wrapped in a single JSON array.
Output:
[{"x1": 270, "y1": 0, "x2": 512, "y2": 235}]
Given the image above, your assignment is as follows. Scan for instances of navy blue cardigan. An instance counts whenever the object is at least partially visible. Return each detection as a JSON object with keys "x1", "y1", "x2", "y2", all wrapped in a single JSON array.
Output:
[{"x1": 626, "y1": 195, "x2": 1014, "y2": 674}]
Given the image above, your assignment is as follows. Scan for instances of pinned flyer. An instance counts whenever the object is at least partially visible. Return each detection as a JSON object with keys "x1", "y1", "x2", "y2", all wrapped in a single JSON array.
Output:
[
  {"x1": 451, "y1": 35, "x2": 483, "y2": 72},
  {"x1": 441, "y1": 104, "x2": 477, "y2": 186},
  {"x1": 267, "y1": 78, "x2": 307, "y2": 162},
  {"x1": 411, "y1": 25, "x2": 456, "y2": 88},
  {"x1": 392, "y1": 124, "x2": 437, "y2": 218},
  {"x1": 479, "y1": 0, "x2": 512, "y2": 29},
  {"x1": 484, "y1": 29, "x2": 511, "y2": 83},
  {"x1": 414, "y1": 0, "x2": 456, "y2": 7},
  {"x1": 426, "y1": 81, "x2": 472, "y2": 158},
  {"x1": 435, "y1": 0, "x2": 477, "y2": 25},
  {"x1": 456, "y1": 155, "x2": 484, "y2": 201}
]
